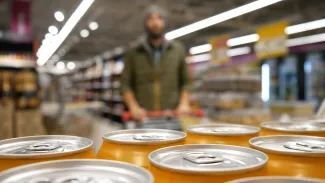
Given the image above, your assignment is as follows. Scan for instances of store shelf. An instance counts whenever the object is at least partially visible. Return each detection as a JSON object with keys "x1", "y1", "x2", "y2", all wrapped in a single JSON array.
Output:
[{"x1": 0, "y1": 61, "x2": 35, "y2": 68}]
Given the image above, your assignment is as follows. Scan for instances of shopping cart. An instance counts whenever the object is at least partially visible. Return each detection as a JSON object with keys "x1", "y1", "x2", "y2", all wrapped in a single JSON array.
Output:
[{"x1": 122, "y1": 110, "x2": 206, "y2": 131}]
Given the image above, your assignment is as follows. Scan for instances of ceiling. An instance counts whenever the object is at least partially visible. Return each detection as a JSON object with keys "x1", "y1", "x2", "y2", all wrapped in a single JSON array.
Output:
[{"x1": 0, "y1": 0, "x2": 325, "y2": 63}]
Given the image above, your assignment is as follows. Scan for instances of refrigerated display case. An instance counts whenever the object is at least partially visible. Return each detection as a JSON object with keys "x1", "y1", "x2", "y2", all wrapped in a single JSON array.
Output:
[
  {"x1": 279, "y1": 55, "x2": 298, "y2": 101},
  {"x1": 304, "y1": 52, "x2": 325, "y2": 110}
]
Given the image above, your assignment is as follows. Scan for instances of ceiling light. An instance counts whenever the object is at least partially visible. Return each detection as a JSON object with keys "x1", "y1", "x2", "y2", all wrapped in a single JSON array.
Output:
[
  {"x1": 187, "y1": 53, "x2": 211, "y2": 63},
  {"x1": 37, "y1": 0, "x2": 94, "y2": 66},
  {"x1": 227, "y1": 34, "x2": 259, "y2": 47},
  {"x1": 165, "y1": 0, "x2": 282, "y2": 40},
  {"x1": 285, "y1": 18, "x2": 325, "y2": 35},
  {"x1": 67, "y1": 62, "x2": 76, "y2": 70},
  {"x1": 42, "y1": 39, "x2": 50, "y2": 45},
  {"x1": 89, "y1": 21, "x2": 98, "y2": 30},
  {"x1": 52, "y1": 54, "x2": 60, "y2": 62},
  {"x1": 187, "y1": 46, "x2": 251, "y2": 63},
  {"x1": 189, "y1": 35, "x2": 257, "y2": 55},
  {"x1": 286, "y1": 32, "x2": 325, "y2": 47},
  {"x1": 48, "y1": 25, "x2": 59, "y2": 35},
  {"x1": 54, "y1": 11, "x2": 65, "y2": 22},
  {"x1": 45, "y1": 33, "x2": 54, "y2": 40},
  {"x1": 80, "y1": 29, "x2": 89, "y2": 38},
  {"x1": 189, "y1": 44, "x2": 212, "y2": 55},
  {"x1": 58, "y1": 49, "x2": 66, "y2": 56},
  {"x1": 190, "y1": 18, "x2": 325, "y2": 54},
  {"x1": 56, "y1": 61, "x2": 65, "y2": 70},
  {"x1": 227, "y1": 46, "x2": 251, "y2": 57}
]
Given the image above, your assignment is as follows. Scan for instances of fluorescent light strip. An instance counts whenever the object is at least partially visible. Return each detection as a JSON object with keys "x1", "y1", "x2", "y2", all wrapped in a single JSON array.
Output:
[
  {"x1": 285, "y1": 18, "x2": 325, "y2": 35},
  {"x1": 188, "y1": 33, "x2": 325, "y2": 63},
  {"x1": 189, "y1": 44, "x2": 211, "y2": 55},
  {"x1": 37, "y1": 0, "x2": 94, "y2": 66},
  {"x1": 187, "y1": 46, "x2": 251, "y2": 63},
  {"x1": 165, "y1": 0, "x2": 282, "y2": 40},
  {"x1": 227, "y1": 46, "x2": 251, "y2": 57},
  {"x1": 286, "y1": 32, "x2": 325, "y2": 47},
  {"x1": 227, "y1": 34, "x2": 259, "y2": 47},
  {"x1": 190, "y1": 18, "x2": 325, "y2": 55}
]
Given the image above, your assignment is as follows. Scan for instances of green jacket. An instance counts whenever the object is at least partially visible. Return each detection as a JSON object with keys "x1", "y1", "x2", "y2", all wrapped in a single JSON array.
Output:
[{"x1": 121, "y1": 38, "x2": 190, "y2": 111}]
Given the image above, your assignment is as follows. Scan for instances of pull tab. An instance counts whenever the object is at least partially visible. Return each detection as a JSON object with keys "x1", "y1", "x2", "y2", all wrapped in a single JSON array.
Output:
[
  {"x1": 26, "y1": 142, "x2": 60, "y2": 152},
  {"x1": 182, "y1": 152, "x2": 224, "y2": 164},
  {"x1": 133, "y1": 134, "x2": 171, "y2": 141},
  {"x1": 284, "y1": 142, "x2": 325, "y2": 152}
]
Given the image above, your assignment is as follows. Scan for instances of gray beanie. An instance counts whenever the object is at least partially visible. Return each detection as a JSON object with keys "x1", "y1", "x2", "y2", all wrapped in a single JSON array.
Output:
[{"x1": 144, "y1": 5, "x2": 168, "y2": 26}]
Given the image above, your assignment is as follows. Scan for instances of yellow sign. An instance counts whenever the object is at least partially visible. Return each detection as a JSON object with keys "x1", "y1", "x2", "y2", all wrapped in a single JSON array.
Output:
[
  {"x1": 255, "y1": 21, "x2": 288, "y2": 59},
  {"x1": 209, "y1": 35, "x2": 230, "y2": 64}
]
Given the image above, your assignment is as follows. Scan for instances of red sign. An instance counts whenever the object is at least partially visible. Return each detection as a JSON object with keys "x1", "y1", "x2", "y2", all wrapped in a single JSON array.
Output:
[{"x1": 11, "y1": 0, "x2": 31, "y2": 35}]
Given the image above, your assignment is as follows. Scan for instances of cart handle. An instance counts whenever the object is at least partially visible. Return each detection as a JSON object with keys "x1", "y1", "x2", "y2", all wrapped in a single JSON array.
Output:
[{"x1": 122, "y1": 110, "x2": 204, "y2": 122}]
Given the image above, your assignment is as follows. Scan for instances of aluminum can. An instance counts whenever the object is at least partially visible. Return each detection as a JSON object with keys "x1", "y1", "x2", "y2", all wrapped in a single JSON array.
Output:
[
  {"x1": 0, "y1": 135, "x2": 95, "y2": 171},
  {"x1": 0, "y1": 159, "x2": 153, "y2": 183},
  {"x1": 186, "y1": 124, "x2": 259, "y2": 147},
  {"x1": 96, "y1": 129, "x2": 186, "y2": 169},
  {"x1": 250, "y1": 135, "x2": 325, "y2": 179},
  {"x1": 149, "y1": 144, "x2": 268, "y2": 183},
  {"x1": 260, "y1": 122, "x2": 325, "y2": 137}
]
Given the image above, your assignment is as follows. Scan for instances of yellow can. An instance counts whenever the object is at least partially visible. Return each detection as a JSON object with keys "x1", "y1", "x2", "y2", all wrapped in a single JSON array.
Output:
[
  {"x1": 0, "y1": 135, "x2": 95, "y2": 172},
  {"x1": 250, "y1": 135, "x2": 325, "y2": 179},
  {"x1": 96, "y1": 129, "x2": 186, "y2": 169},
  {"x1": 186, "y1": 124, "x2": 260, "y2": 147},
  {"x1": 227, "y1": 176, "x2": 325, "y2": 183},
  {"x1": 0, "y1": 159, "x2": 153, "y2": 183},
  {"x1": 260, "y1": 122, "x2": 325, "y2": 137},
  {"x1": 149, "y1": 144, "x2": 268, "y2": 183}
]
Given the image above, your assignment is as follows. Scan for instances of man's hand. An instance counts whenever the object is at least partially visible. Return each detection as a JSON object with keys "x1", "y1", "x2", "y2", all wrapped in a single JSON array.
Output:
[
  {"x1": 130, "y1": 106, "x2": 146, "y2": 121},
  {"x1": 176, "y1": 103, "x2": 191, "y2": 115}
]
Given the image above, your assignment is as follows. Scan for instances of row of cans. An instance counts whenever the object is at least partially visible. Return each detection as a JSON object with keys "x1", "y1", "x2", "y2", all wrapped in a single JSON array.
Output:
[{"x1": 0, "y1": 121, "x2": 325, "y2": 182}]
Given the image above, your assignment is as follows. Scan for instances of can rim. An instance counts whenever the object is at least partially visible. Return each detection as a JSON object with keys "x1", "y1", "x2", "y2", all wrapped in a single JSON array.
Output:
[
  {"x1": 261, "y1": 122, "x2": 325, "y2": 133},
  {"x1": 102, "y1": 129, "x2": 186, "y2": 145},
  {"x1": 0, "y1": 159, "x2": 154, "y2": 183},
  {"x1": 187, "y1": 124, "x2": 260, "y2": 136},
  {"x1": 149, "y1": 144, "x2": 268, "y2": 175},
  {"x1": 0, "y1": 135, "x2": 93, "y2": 159},
  {"x1": 249, "y1": 135, "x2": 325, "y2": 157},
  {"x1": 226, "y1": 176, "x2": 325, "y2": 183}
]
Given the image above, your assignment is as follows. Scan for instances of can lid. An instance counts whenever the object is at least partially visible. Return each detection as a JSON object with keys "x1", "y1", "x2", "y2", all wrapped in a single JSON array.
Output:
[
  {"x1": 261, "y1": 122, "x2": 325, "y2": 133},
  {"x1": 249, "y1": 135, "x2": 325, "y2": 157},
  {"x1": 103, "y1": 129, "x2": 186, "y2": 145},
  {"x1": 0, "y1": 135, "x2": 93, "y2": 159},
  {"x1": 227, "y1": 176, "x2": 325, "y2": 183},
  {"x1": 0, "y1": 160, "x2": 153, "y2": 183},
  {"x1": 187, "y1": 124, "x2": 260, "y2": 136},
  {"x1": 149, "y1": 144, "x2": 268, "y2": 175}
]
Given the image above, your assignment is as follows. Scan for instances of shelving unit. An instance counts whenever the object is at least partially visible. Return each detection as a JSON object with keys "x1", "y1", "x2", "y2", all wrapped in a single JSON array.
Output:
[{"x1": 62, "y1": 52, "x2": 125, "y2": 123}]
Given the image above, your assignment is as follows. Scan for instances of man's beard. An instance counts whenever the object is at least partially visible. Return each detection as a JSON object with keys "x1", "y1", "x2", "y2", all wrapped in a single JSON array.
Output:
[{"x1": 146, "y1": 28, "x2": 164, "y2": 40}]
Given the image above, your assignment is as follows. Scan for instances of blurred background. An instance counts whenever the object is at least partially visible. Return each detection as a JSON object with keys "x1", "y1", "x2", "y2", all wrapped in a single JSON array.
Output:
[{"x1": 0, "y1": 0, "x2": 325, "y2": 151}]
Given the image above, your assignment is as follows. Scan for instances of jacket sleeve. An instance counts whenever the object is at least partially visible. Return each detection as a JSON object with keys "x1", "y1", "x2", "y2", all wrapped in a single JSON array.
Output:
[
  {"x1": 179, "y1": 44, "x2": 191, "y2": 91},
  {"x1": 120, "y1": 50, "x2": 133, "y2": 94}
]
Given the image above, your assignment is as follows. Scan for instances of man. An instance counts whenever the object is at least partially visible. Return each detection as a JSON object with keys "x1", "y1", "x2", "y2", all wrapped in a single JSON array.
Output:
[{"x1": 121, "y1": 5, "x2": 190, "y2": 120}]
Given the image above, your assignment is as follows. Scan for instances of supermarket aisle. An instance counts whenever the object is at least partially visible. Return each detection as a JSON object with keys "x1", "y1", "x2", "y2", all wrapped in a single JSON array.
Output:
[{"x1": 90, "y1": 119, "x2": 122, "y2": 154}]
